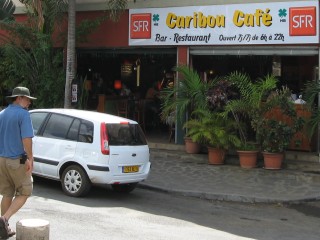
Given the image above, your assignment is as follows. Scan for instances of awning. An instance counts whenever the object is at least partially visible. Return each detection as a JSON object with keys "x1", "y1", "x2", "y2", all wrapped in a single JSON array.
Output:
[{"x1": 190, "y1": 46, "x2": 319, "y2": 56}]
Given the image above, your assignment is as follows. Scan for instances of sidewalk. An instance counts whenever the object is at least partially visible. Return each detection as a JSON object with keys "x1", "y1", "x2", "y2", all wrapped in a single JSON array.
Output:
[{"x1": 139, "y1": 147, "x2": 320, "y2": 204}]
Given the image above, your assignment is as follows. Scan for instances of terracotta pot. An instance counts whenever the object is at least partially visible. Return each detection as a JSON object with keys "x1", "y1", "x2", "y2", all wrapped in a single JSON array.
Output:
[
  {"x1": 184, "y1": 137, "x2": 201, "y2": 154},
  {"x1": 262, "y1": 152, "x2": 284, "y2": 170},
  {"x1": 237, "y1": 150, "x2": 258, "y2": 169},
  {"x1": 208, "y1": 147, "x2": 225, "y2": 165}
]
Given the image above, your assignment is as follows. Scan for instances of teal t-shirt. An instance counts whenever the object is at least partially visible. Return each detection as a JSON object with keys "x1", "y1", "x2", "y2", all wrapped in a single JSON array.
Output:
[{"x1": 0, "y1": 104, "x2": 34, "y2": 159}]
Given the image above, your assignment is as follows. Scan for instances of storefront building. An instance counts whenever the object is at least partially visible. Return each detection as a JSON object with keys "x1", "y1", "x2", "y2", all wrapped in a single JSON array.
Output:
[{"x1": 13, "y1": 0, "x2": 320, "y2": 148}]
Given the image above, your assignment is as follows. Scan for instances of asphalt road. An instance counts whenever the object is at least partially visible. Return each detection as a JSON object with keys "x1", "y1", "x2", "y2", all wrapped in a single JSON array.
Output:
[{"x1": 6, "y1": 178, "x2": 320, "y2": 240}]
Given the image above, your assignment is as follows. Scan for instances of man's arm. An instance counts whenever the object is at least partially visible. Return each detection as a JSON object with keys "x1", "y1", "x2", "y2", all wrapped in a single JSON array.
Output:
[{"x1": 22, "y1": 137, "x2": 34, "y2": 174}]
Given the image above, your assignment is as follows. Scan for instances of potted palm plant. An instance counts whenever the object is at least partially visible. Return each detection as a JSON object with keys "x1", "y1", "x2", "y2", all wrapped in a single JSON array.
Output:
[
  {"x1": 183, "y1": 109, "x2": 241, "y2": 164},
  {"x1": 160, "y1": 65, "x2": 215, "y2": 153},
  {"x1": 224, "y1": 73, "x2": 304, "y2": 169},
  {"x1": 223, "y1": 72, "x2": 279, "y2": 168}
]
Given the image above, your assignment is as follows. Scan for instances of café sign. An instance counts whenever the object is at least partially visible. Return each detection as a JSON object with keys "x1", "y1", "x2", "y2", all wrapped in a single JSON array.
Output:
[{"x1": 129, "y1": 1, "x2": 319, "y2": 46}]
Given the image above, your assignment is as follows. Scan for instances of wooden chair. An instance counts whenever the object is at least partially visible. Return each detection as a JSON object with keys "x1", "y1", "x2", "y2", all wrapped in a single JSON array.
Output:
[
  {"x1": 134, "y1": 102, "x2": 140, "y2": 122},
  {"x1": 166, "y1": 111, "x2": 175, "y2": 142},
  {"x1": 117, "y1": 99, "x2": 128, "y2": 118},
  {"x1": 136, "y1": 99, "x2": 146, "y2": 133}
]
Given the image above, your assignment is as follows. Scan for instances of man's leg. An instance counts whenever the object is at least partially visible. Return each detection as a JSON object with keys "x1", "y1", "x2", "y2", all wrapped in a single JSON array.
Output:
[
  {"x1": 1, "y1": 195, "x2": 28, "y2": 221},
  {"x1": 1, "y1": 195, "x2": 28, "y2": 237},
  {"x1": 1, "y1": 196, "x2": 12, "y2": 217},
  {"x1": 0, "y1": 158, "x2": 32, "y2": 238}
]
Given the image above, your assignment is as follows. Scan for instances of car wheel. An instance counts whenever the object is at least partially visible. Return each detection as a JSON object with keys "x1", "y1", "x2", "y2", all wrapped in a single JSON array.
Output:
[
  {"x1": 111, "y1": 183, "x2": 138, "y2": 193},
  {"x1": 61, "y1": 165, "x2": 92, "y2": 197}
]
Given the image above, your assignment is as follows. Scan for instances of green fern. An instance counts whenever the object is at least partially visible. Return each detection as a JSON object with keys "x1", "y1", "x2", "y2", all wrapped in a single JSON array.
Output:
[
  {"x1": 303, "y1": 80, "x2": 320, "y2": 138},
  {"x1": 0, "y1": 0, "x2": 15, "y2": 21},
  {"x1": 184, "y1": 109, "x2": 241, "y2": 150},
  {"x1": 223, "y1": 72, "x2": 278, "y2": 148},
  {"x1": 160, "y1": 65, "x2": 214, "y2": 123}
]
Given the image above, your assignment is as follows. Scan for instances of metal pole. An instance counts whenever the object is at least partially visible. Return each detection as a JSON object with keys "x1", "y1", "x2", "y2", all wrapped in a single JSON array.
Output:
[{"x1": 318, "y1": 47, "x2": 320, "y2": 162}]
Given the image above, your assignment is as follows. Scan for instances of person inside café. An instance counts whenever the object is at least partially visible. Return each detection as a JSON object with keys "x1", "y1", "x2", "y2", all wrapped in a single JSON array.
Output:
[
  {"x1": 120, "y1": 83, "x2": 131, "y2": 97},
  {"x1": 145, "y1": 82, "x2": 161, "y2": 128}
]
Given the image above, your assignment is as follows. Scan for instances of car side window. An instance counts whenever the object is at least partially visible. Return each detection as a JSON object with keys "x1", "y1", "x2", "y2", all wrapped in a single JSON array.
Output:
[
  {"x1": 67, "y1": 118, "x2": 80, "y2": 141},
  {"x1": 43, "y1": 114, "x2": 74, "y2": 140},
  {"x1": 78, "y1": 120, "x2": 94, "y2": 143},
  {"x1": 30, "y1": 112, "x2": 49, "y2": 135}
]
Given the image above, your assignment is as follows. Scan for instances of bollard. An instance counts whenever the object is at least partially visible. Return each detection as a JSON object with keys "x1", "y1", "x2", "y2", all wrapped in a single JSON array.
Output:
[{"x1": 16, "y1": 219, "x2": 50, "y2": 240}]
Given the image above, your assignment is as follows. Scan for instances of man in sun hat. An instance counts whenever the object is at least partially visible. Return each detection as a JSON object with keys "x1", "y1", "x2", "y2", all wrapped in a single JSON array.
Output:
[{"x1": 0, "y1": 86, "x2": 36, "y2": 239}]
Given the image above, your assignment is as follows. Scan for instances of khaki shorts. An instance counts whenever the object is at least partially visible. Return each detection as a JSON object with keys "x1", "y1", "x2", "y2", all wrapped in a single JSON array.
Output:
[{"x1": 0, "y1": 157, "x2": 33, "y2": 197}]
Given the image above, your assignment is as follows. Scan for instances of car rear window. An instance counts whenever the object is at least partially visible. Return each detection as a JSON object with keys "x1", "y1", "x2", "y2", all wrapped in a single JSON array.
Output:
[{"x1": 106, "y1": 123, "x2": 147, "y2": 146}]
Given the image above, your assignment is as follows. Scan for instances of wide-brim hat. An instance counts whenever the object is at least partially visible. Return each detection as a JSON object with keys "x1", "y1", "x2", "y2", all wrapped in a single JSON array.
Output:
[{"x1": 5, "y1": 86, "x2": 37, "y2": 102}]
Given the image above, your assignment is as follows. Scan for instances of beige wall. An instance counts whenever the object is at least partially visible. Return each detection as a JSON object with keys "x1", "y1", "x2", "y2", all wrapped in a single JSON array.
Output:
[
  {"x1": 127, "y1": 0, "x2": 305, "y2": 8},
  {"x1": 13, "y1": 0, "x2": 309, "y2": 13}
]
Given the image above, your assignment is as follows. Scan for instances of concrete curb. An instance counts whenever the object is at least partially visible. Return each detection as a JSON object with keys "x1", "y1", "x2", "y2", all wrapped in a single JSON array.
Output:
[
  {"x1": 142, "y1": 148, "x2": 320, "y2": 204},
  {"x1": 138, "y1": 182, "x2": 320, "y2": 204}
]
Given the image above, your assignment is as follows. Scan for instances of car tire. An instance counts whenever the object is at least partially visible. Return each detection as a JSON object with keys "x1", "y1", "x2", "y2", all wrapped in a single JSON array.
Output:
[
  {"x1": 111, "y1": 183, "x2": 138, "y2": 193},
  {"x1": 61, "y1": 165, "x2": 92, "y2": 197}
]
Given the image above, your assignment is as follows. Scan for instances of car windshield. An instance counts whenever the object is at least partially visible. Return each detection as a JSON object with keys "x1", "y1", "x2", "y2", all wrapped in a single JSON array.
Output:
[{"x1": 106, "y1": 123, "x2": 147, "y2": 146}]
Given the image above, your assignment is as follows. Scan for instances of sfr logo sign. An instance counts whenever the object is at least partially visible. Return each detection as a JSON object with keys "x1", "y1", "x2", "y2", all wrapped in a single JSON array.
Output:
[
  {"x1": 289, "y1": 7, "x2": 316, "y2": 36},
  {"x1": 130, "y1": 13, "x2": 151, "y2": 39}
]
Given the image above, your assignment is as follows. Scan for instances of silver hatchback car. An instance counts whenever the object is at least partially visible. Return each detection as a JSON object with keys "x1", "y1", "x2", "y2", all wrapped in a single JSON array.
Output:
[{"x1": 29, "y1": 109, "x2": 151, "y2": 197}]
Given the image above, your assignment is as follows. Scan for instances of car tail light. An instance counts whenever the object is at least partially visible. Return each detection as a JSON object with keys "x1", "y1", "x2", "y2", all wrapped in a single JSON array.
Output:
[{"x1": 100, "y1": 122, "x2": 109, "y2": 155}]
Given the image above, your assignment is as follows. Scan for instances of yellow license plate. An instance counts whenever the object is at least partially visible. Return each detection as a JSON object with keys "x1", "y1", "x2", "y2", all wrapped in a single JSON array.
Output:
[{"x1": 123, "y1": 166, "x2": 139, "y2": 173}]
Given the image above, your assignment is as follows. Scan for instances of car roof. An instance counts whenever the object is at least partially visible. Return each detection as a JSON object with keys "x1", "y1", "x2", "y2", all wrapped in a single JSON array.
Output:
[{"x1": 29, "y1": 108, "x2": 138, "y2": 124}]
